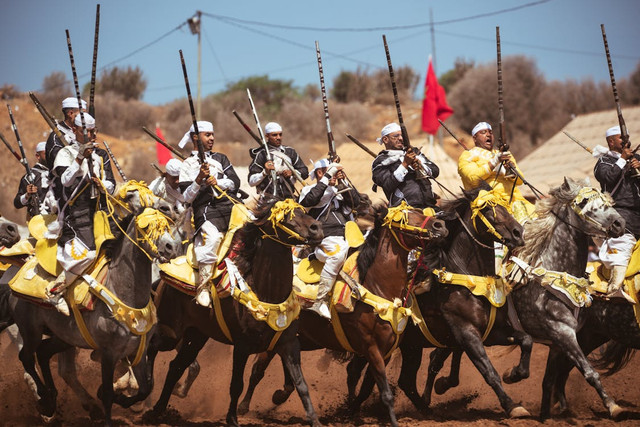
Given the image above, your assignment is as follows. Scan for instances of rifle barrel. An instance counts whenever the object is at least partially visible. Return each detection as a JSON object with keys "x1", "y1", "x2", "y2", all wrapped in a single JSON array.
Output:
[
  {"x1": 180, "y1": 50, "x2": 205, "y2": 164},
  {"x1": 247, "y1": 88, "x2": 278, "y2": 196},
  {"x1": 345, "y1": 134, "x2": 376, "y2": 158},
  {"x1": 29, "y1": 92, "x2": 67, "y2": 145},
  {"x1": 438, "y1": 119, "x2": 469, "y2": 151},
  {"x1": 315, "y1": 41, "x2": 336, "y2": 161},
  {"x1": 89, "y1": 4, "x2": 100, "y2": 118},
  {"x1": 0, "y1": 130, "x2": 23, "y2": 162},
  {"x1": 562, "y1": 131, "x2": 593, "y2": 154},
  {"x1": 232, "y1": 110, "x2": 261, "y2": 145},
  {"x1": 103, "y1": 140, "x2": 127, "y2": 181},
  {"x1": 142, "y1": 126, "x2": 186, "y2": 160}
]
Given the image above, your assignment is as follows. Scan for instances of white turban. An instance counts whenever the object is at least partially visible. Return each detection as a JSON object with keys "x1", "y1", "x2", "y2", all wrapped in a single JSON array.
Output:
[
  {"x1": 165, "y1": 158, "x2": 182, "y2": 177},
  {"x1": 606, "y1": 126, "x2": 622, "y2": 138},
  {"x1": 178, "y1": 121, "x2": 214, "y2": 149},
  {"x1": 74, "y1": 112, "x2": 96, "y2": 129},
  {"x1": 376, "y1": 123, "x2": 401, "y2": 144},
  {"x1": 264, "y1": 122, "x2": 282, "y2": 134},
  {"x1": 62, "y1": 97, "x2": 87, "y2": 110},
  {"x1": 472, "y1": 122, "x2": 492, "y2": 137},
  {"x1": 310, "y1": 158, "x2": 330, "y2": 179},
  {"x1": 36, "y1": 141, "x2": 47, "y2": 153}
]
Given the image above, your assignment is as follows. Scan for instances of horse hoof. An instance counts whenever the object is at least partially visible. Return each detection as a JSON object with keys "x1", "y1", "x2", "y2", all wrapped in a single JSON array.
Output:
[
  {"x1": 272, "y1": 389, "x2": 290, "y2": 405},
  {"x1": 238, "y1": 401, "x2": 250, "y2": 415},
  {"x1": 40, "y1": 413, "x2": 56, "y2": 424},
  {"x1": 610, "y1": 403, "x2": 625, "y2": 420},
  {"x1": 509, "y1": 406, "x2": 530, "y2": 418},
  {"x1": 434, "y1": 377, "x2": 451, "y2": 395},
  {"x1": 82, "y1": 403, "x2": 104, "y2": 421}
]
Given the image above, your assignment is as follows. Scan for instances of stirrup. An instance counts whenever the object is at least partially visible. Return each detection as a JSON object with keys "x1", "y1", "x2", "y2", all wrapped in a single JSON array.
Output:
[
  {"x1": 195, "y1": 286, "x2": 212, "y2": 308},
  {"x1": 310, "y1": 301, "x2": 331, "y2": 320},
  {"x1": 48, "y1": 294, "x2": 70, "y2": 317}
]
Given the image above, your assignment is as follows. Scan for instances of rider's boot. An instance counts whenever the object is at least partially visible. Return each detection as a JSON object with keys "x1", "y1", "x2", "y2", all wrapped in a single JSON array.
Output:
[
  {"x1": 607, "y1": 265, "x2": 627, "y2": 295},
  {"x1": 45, "y1": 271, "x2": 73, "y2": 316},
  {"x1": 196, "y1": 263, "x2": 213, "y2": 307},
  {"x1": 310, "y1": 276, "x2": 333, "y2": 320}
]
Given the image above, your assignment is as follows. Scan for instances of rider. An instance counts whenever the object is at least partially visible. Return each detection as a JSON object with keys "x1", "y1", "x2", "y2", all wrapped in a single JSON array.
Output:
[
  {"x1": 13, "y1": 142, "x2": 51, "y2": 221},
  {"x1": 372, "y1": 122, "x2": 439, "y2": 210},
  {"x1": 458, "y1": 122, "x2": 535, "y2": 223},
  {"x1": 299, "y1": 159, "x2": 360, "y2": 319},
  {"x1": 149, "y1": 158, "x2": 186, "y2": 214},
  {"x1": 594, "y1": 125, "x2": 640, "y2": 295},
  {"x1": 45, "y1": 113, "x2": 114, "y2": 316},
  {"x1": 45, "y1": 97, "x2": 87, "y2": 170},
  {"x1": 178, "y1": 121, "x2": 240, "y2": 307},
  {"x1": 248, "y1": 122, "x2": 308, "y2": 199}
]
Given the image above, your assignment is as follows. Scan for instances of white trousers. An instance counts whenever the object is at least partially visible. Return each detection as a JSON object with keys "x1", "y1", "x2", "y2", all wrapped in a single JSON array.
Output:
[
  {"x1": 194, "y1": 220, "x2": 223, "y2": 266},
  {"x1": 314, "y1": 235, "x2": 349, "y2": 281},
  {"x1": 57, "y1": 238, "x2": 96, "y2": 279},
  {"x1": 599, "y1": 232, "x2": 636, "y2": 268}
]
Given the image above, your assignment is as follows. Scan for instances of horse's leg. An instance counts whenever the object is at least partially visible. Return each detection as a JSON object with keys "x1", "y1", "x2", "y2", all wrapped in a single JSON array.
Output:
[
  {"x1": 6, "y1": 324, "x2": 39, "y2": 398},
  {"x1": 365, "y1": 344, "x2": 399, "y2": 427},
  {"x1": 18, "y1": 332, "x2": 56, "y2": 420},
  {"x1": 397, "y1": 342, "x2": 429, "y2": 413},
  {"x1": 433, "y1": 349, "x2": 463, "y2": 395},
  {"x1": 114, "y1": 354, "x2": 153, "y2": 408},
  {"x1": 35, "y1": 337, "x2": 72, "y2": 420},
  {"x1": 421, "y1": 348, "x2": 453, "y2": 408},
  {"x1": 99, "y1": 352, "x2": 117, "y2": 427},
  {"x1": 277, "y1": 339, "x2": 321, "y2": 427},
  {"x1": 152, "y1": 329, "x2": 208, "y2": 414},
  {"x1": 452, "y1": 325, "x2": 529, "y2": 418},
  {"x1": 173, "y1": 358, "x2": 200, "y2": 398},
  {"x1": 226, "y1": 345, "x2": 250, "y2": 427},
  {"x1": 274, "y1": 354, "x2": 296, "y2": 405},
  {"x1": 346, "y1": 354, "x2": 368, "y2": 404},
  {"x1": 57, "y1": 347, "x2": 104, "y2": 420},
  {"x1": 501, "y1": 331, "x2": 533, "y2": 384},
  {"x1": 238, "y1": 351, "x2": 276, "y2": 415}
]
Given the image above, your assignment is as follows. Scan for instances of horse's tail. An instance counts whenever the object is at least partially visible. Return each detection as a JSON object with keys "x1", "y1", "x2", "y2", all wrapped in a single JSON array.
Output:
[
  {"x1": 590, "y1": 340, "x2": 636, "y2": 376},
  {"x1": 0, "y1": 282, "x2": 15, "y2": 333}
]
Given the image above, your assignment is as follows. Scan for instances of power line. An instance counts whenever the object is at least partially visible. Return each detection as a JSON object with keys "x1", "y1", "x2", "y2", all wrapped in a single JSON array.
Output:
[
  {"x1": 201, "y1": 1, "x2": 551, "y2": 32},
  {"x1": 202, "y1": 27, "x2": 229, "y2": 84}
]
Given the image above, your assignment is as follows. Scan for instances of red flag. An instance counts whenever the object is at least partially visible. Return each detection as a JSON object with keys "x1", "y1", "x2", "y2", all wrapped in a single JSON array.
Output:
[
  {"x1": 155, "y1": 125, "x2": 172, "y2": 166},
  {"x1": 421, "y1": 56, "x2": 453, "y2": 135}
]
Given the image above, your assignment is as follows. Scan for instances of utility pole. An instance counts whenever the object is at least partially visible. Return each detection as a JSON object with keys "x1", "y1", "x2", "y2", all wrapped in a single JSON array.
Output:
[
  {"x1": 187, "y1": 11, "x2": 202, "y2": 119},
  {"x1": 429, "y1": 8, "x2": 442, "y2": 146}
]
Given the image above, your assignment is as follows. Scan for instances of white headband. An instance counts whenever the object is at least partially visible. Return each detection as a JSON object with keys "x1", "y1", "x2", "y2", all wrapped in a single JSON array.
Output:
[
  {"x1": 606, "y1": 126, "x2": 622, "y2": 138},
  {"x1": 62, "y1": 97, "x2": 87, "y2": 110},
  {"x1": 36, "y1": 141, "x2": 47, "y2": 153},
  {"x1": 376, "y1": 123, "x2": 401, "y2": 144},
  {"x1": 164, "y1": 158, "x2": 183, "y2": 177},
  {"x1": 178, "y1": 121, "x2": 214, "y2": 149},
  {"x1": 264, "y1": 122, "x2": 282, "y2": 134},
  {"x1": 74, "y1": 112, "x2": 95, "y2": 129},
  {"x1": 310, "y1": 158, "x2": 330, "y2": 179},
  {"x1": 472, "y1": 122, "x2": 492, "y2": 137}
]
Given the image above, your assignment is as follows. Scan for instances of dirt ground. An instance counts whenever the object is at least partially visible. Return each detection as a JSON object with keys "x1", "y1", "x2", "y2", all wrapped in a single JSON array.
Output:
[{"x1": 1, "y1": 331, "x2": 639, "y2": 426}]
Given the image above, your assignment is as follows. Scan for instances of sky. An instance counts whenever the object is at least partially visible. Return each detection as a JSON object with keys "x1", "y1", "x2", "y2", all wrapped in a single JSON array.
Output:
[{"x1": 1, "y1": 0, "x2": 639, "y2": 106}]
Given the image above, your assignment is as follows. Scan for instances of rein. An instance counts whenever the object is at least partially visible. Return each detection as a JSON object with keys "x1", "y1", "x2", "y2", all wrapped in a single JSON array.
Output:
[
  {"x1": 551, "y1": 186, "x2": 613, "y2": 239},
  {"x1": 257, "y1": 199, "x2": 309, "y2": 246},
  {"x1": 383, "y1": 202, "x2": 437, "y2": 251}
]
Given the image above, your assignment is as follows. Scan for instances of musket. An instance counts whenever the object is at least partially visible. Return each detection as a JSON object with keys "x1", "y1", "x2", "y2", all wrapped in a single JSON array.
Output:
[
  {"x1": 28, "y1": 91, "x2": 68, "y2": 145},
  {"x1": 315, "y1": 41, "x2": 337, "y2": 162},
  {"x1": 142, "y1": 126, "x2": 186, "y2": 160},
  {"x1": 102, "y1": 140, "x2": 127, "y2": 181},
  {"x1": 89, "y1": 4, "x2": 100, "y2": 118},
  {"x1": 601, "y1": 24, "x2": 640, "y2": 180},
  {"x1": 66, "y1": 29, "x2": 96, "y2": 187},
  {"x1": 7, "y1": 103, "x2": 40, "y2": 213},
  {"x1": 0, "y1": 130, "x2": 23, "y2": 163},
  {"x1": 150, "y1": 163, "x2": 164, "y2": 175},
  {"x1": 382, "y1": 34, "x2": 429, "y2": 180},
  {"x1": 438, "y1": 119, "x2": 469, "y2": 151},
  {"x1": 345, "y1": 133, "x2": 377, "y2": 158},
  {"x1": 562, "y1": 131, "x2": 593, "y2": 154},
  {"x1": 247, "y1": 88, "x2": 278, "y2": 196}
]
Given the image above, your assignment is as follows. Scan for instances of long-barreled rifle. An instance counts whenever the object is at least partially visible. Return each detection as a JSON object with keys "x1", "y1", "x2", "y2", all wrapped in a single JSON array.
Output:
[
  {"x1": 66, "y1": 29, "x2": 96, "y2": 193},
  {"x1": 438, "y1": 119, "x2": 469, "y2": 151},
  {"x1": 382, "y1": 35, "x2": 429, "y2": 180},
  {"x1": 7, "y1": 103, "x2": 40, "y2": 213},
  {"x1": 562, "y1": 131, "x2": 593, "y2": 155},
  {"x1": 601, "y1": 24, "x2": 640, "y2": 183},
  {"x1": 246, "y1": 88, "x2": 278, "y2": 196},
  {"x1": 345, "y1": 133, "x2": 377, "y2": 158},
  {"x1": 28, "y1": 91, "x2": 68, "y2": 146},
  {"x1": 102, "y1": 140, "x2": 127, "y2": 181},
  {"x1": 0, "y1": 130, "x2": 23, "y2": 163},
  {"x1": 142, "y1": 126, "x2": 186, "y2": 160},
  {"x1": 89, "y1": 4, "x2": 100, "y2": 118}
]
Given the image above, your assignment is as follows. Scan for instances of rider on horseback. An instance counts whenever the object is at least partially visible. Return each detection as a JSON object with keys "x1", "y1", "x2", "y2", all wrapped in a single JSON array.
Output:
[
  {"x1": 178, "y1": 121, "x2": 241, "y2": 307},
  {"x1": 45, "y1": 113, "x2": 114, "y2": 316},
  {"x1": 594, "y1": 125, "x2": 640, "y2": 295},
  {"x1": 299, "y1": 159, "x2": 361, "y2": 319}
]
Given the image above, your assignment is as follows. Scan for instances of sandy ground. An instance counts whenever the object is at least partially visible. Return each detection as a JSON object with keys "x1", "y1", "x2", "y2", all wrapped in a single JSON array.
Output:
[{"x1": 1, "y1": 330, "x2": 639, "y2": 426}]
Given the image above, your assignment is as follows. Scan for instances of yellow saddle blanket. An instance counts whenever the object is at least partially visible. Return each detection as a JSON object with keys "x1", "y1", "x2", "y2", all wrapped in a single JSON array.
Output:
[
  {"x1": 586, "y1": 261, "x2": 640, "y2": 302},
  {"x1": 433, "y1": 268, "x2": 511, "y2": 307},
  {"x1": 8, "y1": 254, "x2": 110, "y2": 310}
]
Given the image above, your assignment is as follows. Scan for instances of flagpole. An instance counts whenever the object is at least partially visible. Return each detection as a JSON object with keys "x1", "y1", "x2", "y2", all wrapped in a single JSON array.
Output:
[{"x1": 429, "y1": 8, "x2": 443, "y2": 147}]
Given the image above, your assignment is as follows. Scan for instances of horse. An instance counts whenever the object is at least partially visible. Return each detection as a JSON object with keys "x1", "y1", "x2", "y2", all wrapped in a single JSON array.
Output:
[
  {"x1": 342, "y1": 184, "x2": 532, "y2": 418},
  {"x1": 9, "y1": 204, "x2": 182, "y2": 426},
  {"x1": 237, "y1": 201, "x2": 448, "y2": 426},
  {"x1": 423, "y1": 178, "x2": 627, "y2": 420},
  {"x1": 147, "y1": 196, "x2": 325, "y2": 427},
  {"x1": 0, "y1": 215, "x2": 20, "y2": 248}
]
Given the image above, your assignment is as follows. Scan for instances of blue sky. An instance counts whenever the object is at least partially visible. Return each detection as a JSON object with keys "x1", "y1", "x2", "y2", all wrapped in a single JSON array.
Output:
[{"x1": 2, "y1": 0, "x2": 639, "y2": 106}]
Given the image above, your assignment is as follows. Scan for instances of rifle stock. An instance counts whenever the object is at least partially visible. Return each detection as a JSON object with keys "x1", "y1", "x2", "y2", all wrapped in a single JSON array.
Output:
[
  {"x1": 345, "y1": 133, "x2": 376, "y2": 158},
  {"x1": 7, "y1": 103, "x2": 40, "y2": 213},
  {"x1": 0, "y1": 130, "x2": 23, "y2": 162},
  {"x1": 247, "y1": 88, "x2": 278, "y2": 196}
]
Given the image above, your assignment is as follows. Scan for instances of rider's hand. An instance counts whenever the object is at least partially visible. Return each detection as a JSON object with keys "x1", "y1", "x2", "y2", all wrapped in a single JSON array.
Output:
[
  {"x1": 265, "y1": 160, "x2": 275, "y2": 171},
  {"x1": 195, "y1": 164, "x2": 210, "y2": 185},
  {"x1": 205, "y1": 175, "x2": 217, "y2": 187},
  {"x1": 280, "y1": 169, "x2": 292, "y2": 178},
  {"x1": 402, "y1": 151, "x2": 416, "y2": 168},
  {"x1": 26, "y1": 184, "x2": 37, "y2": 194}
]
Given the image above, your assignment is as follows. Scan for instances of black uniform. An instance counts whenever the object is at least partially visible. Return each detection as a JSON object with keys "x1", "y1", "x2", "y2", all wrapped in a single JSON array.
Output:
[
  {"x1": 372, "y1": 149, "x2": 440, "y2": 209},
  {"x1": 13, "y1": 163, "x2": 49, "y2": 219},
  {"x1": 248, "y1": 145, "x2": 308, "y2": 199},
  {"x1": 299, "y1": 178, "x2": 360, "y2": 238}
]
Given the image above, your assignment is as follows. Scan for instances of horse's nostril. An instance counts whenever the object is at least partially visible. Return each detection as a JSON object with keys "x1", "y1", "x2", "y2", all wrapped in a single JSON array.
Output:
[
  {"x1": 433, "y1": 221, "x2": 443, "y2": 230},
  {"x1": 513, "y1": 229, "x2": 521, "y2": 238}
]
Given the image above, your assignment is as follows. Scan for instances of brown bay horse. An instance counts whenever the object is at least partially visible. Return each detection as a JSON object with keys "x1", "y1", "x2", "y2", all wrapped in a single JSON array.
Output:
[{"x1": 146, "y1": 197, "x2": 324, "y2": 427}]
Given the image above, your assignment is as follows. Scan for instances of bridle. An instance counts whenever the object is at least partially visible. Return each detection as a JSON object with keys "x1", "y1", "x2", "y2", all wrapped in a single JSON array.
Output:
[
  {"x1": 382, "y1": 201, "x2": 439, "y2": 251},
  {"x1": 551, "y1": 187, "x2": 614, "y2": 238},
  {"x1": 460, "y1": 189, "x2": 512, "y2": 248},
  {"x1": 257, "y1": 199, "x2": 311, "y2": 246}
]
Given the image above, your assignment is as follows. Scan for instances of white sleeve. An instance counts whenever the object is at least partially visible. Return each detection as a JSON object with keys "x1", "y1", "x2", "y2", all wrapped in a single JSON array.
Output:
[
  {"x1": 393, "y1": 164, "x2": 408, "y2": 182},
  {"x1": 183, "y1": 181, "x2": 201, "y2": 203},
  {"x1": 60, "y1": 160, "x2": 82, "y2": 187},
  {"x1": 248, "y1": 170, "x2": 268, "y2": 187},
  {"x1": 216, "y1": 177, "x2": 235, "y2": 191}
]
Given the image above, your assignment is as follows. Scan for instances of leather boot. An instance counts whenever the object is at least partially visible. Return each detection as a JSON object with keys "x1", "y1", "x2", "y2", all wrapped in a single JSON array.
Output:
[
  {"x1": 310, "y1": 276, "x2": 333, "y2": 320},
  {"x1": 45, "y1": 271, "x2": 71, "y2": 316},
  {"x1": 196, "y1": 264, "x2": 213, "y2": 307},
  {"x1": 607, "y1": 265, "x2": 627, "y2": 295}
]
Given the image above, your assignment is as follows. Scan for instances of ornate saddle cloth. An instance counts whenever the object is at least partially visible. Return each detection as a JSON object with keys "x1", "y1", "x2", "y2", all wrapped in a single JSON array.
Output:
[
  {"x1": 8, "y1": 254, "x2": 110, "y2": 310},
  {"x1": 586, "y1": 261, "x2": 640, "y2": 301},
  {"x1": 0, "y1": 239, "x2": 35, "y2": 271},
  {"x1": 433, "y1": 267, "x2": 511, "y2": 307}
]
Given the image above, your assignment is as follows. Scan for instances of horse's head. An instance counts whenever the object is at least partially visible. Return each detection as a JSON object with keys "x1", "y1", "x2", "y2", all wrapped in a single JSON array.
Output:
[
  {"x1": 379, "y1": 201, "x2": 448, "y2": 249},
  {"x1": 557, "y1": 177, "x2": 625, "y2": 239},
  {"x1": 0, "y1": 215, "x2": 20, "y2": 248},
  {"x1": 133, "y1": 208, "x2": 182, "y2": 263},
  {"x1": 465, "y1": 186, "x2": 524, "y2": 251},
  {"x1": 116, "y1": 180, "x2": 178, "y2": 219},
  {"x1": 354, "y1": 192, "x2": 376, "y2": 233},
  {"x1": 254, "y1": 197, "x2": 323, "y2": 247}
]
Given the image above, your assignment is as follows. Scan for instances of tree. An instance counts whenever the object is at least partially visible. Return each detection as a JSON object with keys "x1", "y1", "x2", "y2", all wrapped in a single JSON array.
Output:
[
  {"x1": 40, "y1": 71, "x2": 71, "y2": 115},
  {"x1": 222, "y1": 75, "x2": 299, "y2": 116},
  {"x1": 439, "y1": 58, "x2": 475, "y2": 93},
  {"x1": 89, "y1": 66, "x2": 147, "y2": 101}
]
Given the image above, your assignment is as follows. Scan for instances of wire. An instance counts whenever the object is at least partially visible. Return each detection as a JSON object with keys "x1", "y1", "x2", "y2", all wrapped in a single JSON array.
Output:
[
  {"x1": 201, "y1": 1, "x2": 551, "y2": 32},
  {"x1": 202, "y1": 27, "x2": 229, "y2": 84}
]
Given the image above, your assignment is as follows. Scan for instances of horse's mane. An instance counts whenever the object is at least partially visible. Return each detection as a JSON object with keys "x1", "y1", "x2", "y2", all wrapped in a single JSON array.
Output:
[
  {"x1": 233, "y1": 196, "x2": 281, "y2": 275},
  {"x1": 103, "y1": 213, "x2": 134, "y2": 259},
  {"x1": 516, "y1": 178, "x2": 586, "y2": 263},
  {"x1": 356, "y1": 203, "x2": 388, "y2": 281}
]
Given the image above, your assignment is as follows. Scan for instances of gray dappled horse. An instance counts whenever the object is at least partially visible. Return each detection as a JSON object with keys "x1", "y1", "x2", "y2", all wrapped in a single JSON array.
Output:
[
  {"x1": 425, "y1": 178, "x2": 627, "y2": 420},
  {"x1": 0, "y1": 215, "x2": 20, "y2": 248},
  {"x1": 9, "y1": 204, "x2": 182, "y2": 426}
]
